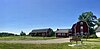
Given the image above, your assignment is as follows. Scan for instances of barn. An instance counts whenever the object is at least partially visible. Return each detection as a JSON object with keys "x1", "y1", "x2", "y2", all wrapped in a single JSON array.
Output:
[
  {"x1": 71, "y1": 23, "x2": 76, "y2": 36},
  {"x1": 71, "y1": 21, "x2": 89, "y2": 36},
  {"x1": 29, "y1": 28, "x2": 54, "y2": 37},
  {"x1": 55, "y1": 29, "x2": 71, "y2": 38}
]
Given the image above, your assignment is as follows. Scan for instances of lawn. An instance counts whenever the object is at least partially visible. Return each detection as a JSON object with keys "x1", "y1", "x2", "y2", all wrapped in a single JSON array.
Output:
[
  {"x1": 84, "y1": 38, "x2": 100, "y2": 42},
  {"x1": 0, "y1": 37, "x2": 100, "y2": 49},
  {"x1": 0, "y1": 42, "x2": 100, "y2": 49},
  {"x1": 0, "y1": 36, "x2": 56, "y2": 40}
]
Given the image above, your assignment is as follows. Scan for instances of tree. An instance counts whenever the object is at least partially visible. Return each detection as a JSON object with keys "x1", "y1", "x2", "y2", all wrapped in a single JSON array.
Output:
[
  {"x1": 20, "y1": 31, "x2": 26, "y2": 36},
  {"x1": 0, "y1": 32, "x2": 15, "y2": 37},
  {"x1": 78, "y1": 11, "x2": 97, "y2": 35},
  {"x1": 96, "y1": 18, "x2": 100, "y2": 26}
]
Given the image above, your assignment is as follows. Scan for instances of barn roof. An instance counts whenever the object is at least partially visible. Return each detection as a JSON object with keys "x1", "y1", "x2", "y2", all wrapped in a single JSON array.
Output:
[
  {"x1": 55, "y1": 29, "x2": 71, "y2": 33},
  {"x1": 96, "y1": 26, "x2": 100, "y2": 32},
  {"x1": 30, "y1": 28, "x2": 52, "y2": 33}
]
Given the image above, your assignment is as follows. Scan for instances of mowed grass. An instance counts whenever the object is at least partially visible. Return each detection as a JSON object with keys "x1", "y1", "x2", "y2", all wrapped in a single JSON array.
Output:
[
  {"x1": 0, "y1": 37, "x2": 100, "y2": 49},
  {"x1": 0, "y1": 36, "x2": 56, "y2": 40},
  {"x1": 84, "y1": 38, "x2": 100, "y2": 42},
  {"x1": 0, "y1": 42, "x2": 100, "y2": 49}
]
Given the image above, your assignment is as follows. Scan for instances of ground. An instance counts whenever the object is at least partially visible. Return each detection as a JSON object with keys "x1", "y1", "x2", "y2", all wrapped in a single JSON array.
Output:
[
  {"x1": 0, "y1": 36, "x2": 100, "y2": 49},
  {"x1": 0, "y1": 36, "x2": 56, "y2": 40},
  {"x1": 0, "y1": 38, "x2": 70, "y2": 44},
  {"x1": 0, "y1": 42, "x2": 100, "y2": 49}
]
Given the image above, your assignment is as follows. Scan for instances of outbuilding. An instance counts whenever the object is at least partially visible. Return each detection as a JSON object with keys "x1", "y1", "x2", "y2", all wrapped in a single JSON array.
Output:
[
  {"x1": 96, "y1": 26, "x2": 100, "y2": 37},
  {"x1": 55, "y1": 29, "x2": 71, "y2": 38},
  {"x1": 29, "y1": 28, "x2": 54, "y2": 37}
]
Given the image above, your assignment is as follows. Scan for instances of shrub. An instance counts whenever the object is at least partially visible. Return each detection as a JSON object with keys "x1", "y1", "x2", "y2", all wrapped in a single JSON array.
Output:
[
  {"x1": 20, "y1": 31, "x2": 26, "y2": 36},
  {"x1": 89, "y1": 34, "x2": 98, "y2": 38}
]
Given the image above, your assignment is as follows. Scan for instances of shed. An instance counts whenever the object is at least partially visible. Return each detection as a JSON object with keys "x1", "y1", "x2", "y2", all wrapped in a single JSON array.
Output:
[
  {"x1": 55, "y1": 29, "x2": 71, "y2": 38},
  {"x1": 29, "y1": 28, "x2": 54, "y2": 37}
]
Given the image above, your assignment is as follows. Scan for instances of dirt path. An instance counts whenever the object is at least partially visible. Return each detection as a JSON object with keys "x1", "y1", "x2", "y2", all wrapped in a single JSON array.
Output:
[{"x1": 0, "y1": 38, "x2": 70, "y2": 44}]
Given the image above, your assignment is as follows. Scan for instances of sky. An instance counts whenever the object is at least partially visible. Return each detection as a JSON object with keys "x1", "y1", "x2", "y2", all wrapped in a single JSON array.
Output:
[{"x1": 0, "y1": 0, "x2": 100, "y2": 34}]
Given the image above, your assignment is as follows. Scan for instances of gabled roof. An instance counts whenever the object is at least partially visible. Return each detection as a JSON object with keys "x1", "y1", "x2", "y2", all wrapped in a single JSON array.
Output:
[
  {"x1": 96, "y1": 26, "x2": 100, "y2": 32},
  {"x1": 55, "y1": 29, "x2": 71, "y2": 33},
  {"x1": 30, "y1": 28, "x2": 52, "y2": 33}
]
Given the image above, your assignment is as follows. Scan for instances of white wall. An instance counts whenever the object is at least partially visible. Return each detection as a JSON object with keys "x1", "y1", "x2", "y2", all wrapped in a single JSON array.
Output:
[{"x1": 96, "y1": 32, "x2": 100, "y2": 37}]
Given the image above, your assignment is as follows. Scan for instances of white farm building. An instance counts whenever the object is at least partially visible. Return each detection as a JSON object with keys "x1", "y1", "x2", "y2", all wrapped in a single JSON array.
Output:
[{"x1": 96, "y1": 26, "x2": 100, "y2": 37}]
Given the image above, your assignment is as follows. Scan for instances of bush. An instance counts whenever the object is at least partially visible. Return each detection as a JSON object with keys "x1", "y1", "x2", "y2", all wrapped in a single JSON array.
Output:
[
  {"x1": 0, "y1": 32, "x2": 15, "y2": 37},
  {"x1": 89, "y1": 34, "x2": 98, "y2": 38},
  {"x1": 20, "y1": 31, "x2": 26, "y2": 36}
]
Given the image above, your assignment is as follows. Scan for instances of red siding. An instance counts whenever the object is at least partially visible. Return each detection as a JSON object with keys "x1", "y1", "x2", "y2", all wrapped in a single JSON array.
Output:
[{"x1": 72, "y1": 21, "x2": 89, "y2": 35}]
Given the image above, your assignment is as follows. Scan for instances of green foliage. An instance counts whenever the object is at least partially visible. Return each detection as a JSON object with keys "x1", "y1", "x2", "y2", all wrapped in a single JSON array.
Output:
[
  {"x1": 0, "y1": 32, "x2": 15, "y2": 37},
  {"x1": 78, "y1": 11, "x2": 97, "y2": 28},
  {"x1": 50, "y1": 30, "x2": 55, "y2": 36},
  {"x1": 89, "y1": 34, "x2": 98, "y2": 38},
  {"x1": 96, "y1": 18, "x2": 100, "y2": 26},
  {"x1": 78, "y1": 11, "x2": 97, "y2": 35},
  {"x1": 20, "y1": 31, "x2": 26, "y2": 36},
  {"x1": 89, "y1": 28, "x2": 96, "y2": 35},
  {"x1": 97, "y1": 18, "x2": 100, "y2": 23},
  {"x1": 0, "y1": 43, "x2": 100, "y2": 49}
]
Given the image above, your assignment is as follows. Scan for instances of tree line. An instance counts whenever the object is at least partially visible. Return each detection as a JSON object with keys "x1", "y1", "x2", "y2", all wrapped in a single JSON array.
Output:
[{"x1": 0, "y1": 31, "x2": 26, "y2": 37}]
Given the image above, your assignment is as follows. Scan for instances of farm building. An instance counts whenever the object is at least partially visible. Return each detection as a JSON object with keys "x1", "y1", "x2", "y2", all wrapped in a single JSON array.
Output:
[
  {"x1": 96, "y1": 26, "x2": 100, "y2": 37},
  {"x1": 29, "y1": 28, "x2": 54, "y2": 37},
  {"x1": 55, "y1": 29, "x2": 72, "y2": 38},
  {"x1": 71, "y1": 23, "x2": 76, "y2": 36},
  {"x1": 71, "y1": 21, "x2": 89, "y2": 36}
]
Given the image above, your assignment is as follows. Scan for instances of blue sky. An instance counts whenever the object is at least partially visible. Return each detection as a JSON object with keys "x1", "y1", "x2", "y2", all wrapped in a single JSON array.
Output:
[{"x1": 0, "y1": 0, "x2": 100, "y2": 34}]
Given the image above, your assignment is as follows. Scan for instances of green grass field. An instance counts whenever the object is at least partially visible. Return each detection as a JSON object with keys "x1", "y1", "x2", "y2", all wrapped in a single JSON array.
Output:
[
  {"x1": 0, "y1": 36, "x2": 56, "y2": 40},
  {"x1": 0, "y1": 42, "x2": 100, "y2": 49},
  {"x1": 0, "y1": 36, "x2": 100, "y2": 49},
  {"x1": 85, "y1": 38, "x2": 100, "y2": 42}
]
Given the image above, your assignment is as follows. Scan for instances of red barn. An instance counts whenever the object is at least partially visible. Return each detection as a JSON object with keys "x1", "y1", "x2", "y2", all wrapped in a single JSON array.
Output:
[{"x1": 71, "y1": 21, "x2": 89, "y2": 36}]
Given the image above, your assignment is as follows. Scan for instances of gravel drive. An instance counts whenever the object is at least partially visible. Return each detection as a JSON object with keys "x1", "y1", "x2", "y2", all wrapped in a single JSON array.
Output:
[{"x1": 0, "y1": 38, "x2": 70, "y2": 44}]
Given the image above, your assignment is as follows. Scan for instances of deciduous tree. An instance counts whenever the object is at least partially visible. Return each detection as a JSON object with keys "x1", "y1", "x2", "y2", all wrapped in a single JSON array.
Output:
[{"x1": 78, "y1": 11, "x2": 97, "y2": 35}]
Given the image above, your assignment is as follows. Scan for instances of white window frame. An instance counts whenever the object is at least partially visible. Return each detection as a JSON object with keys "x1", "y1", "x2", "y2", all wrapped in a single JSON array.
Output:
[{"x1": 80, "y1": 22, "x2": 83, "y2": 25}]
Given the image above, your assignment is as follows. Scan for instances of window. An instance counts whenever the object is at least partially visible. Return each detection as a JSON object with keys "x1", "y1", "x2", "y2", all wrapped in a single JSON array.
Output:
[
  {"x1": 80, "y1": 26, "x2": 83, "y2": 33},
  {"x1": 62, "y1": 33, "x2": 65, "y2": 36},
  {"x1": 76, "y1": 32, "x2": 79, "y2": 35},
  {"x1": 84, "y1": 32, "x2": 87, "y2": 35},
  {"x1": 81, "y1": 32, "x2": 83, "y2": 35},
  {"x1": 80, "y1": 26, "x2": 83, "y2": 29},
  {"x1": 58, "y1": 33, "x2": 61, "y2": 35},
  {"x1": 76, "y1": 32, "x2": 81, "y2": 36},
  {"x1": 80, "y1": 22, "x2": 83, "y2": 25},
  {"x1": 42, "y1": 33, "x2": 45, "y2": 36}
]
